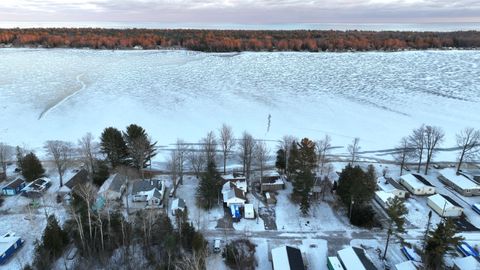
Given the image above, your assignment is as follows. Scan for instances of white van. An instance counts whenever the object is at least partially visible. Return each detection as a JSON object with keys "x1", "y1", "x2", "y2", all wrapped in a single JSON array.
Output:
[{"x1": 213, "y1": 238, "x2": 221, "y2": 253}]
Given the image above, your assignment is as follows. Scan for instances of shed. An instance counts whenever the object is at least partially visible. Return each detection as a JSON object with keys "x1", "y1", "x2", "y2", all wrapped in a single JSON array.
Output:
[
  {"x1": 244, "y1": 203, "x2": 255, "y2": 219},
  {"x1": 377, "y1": 176, "x2": 408, "y2": 198},
  {"x1": 1, "y1": 178, "x2": 26, "y2": 196},
  {"x1": 438, "y1": 168, "x2": 480, "y2": 196},
  {"x1": 399, "y1": 174, "x2": 435, "y2": 195},
  {"x1": 271, "y1": 246, "x2": 305, "y2": 270},
  {"x1": 0, "y1": 232, "x2": 24, "y2": 265},
  {"x1": 171, "y1": 198, "x2": 186, "y2": 215},
  {"x1": 375, "y1": 191, "x2": 395, "y2": 209},
  {"x1": 327, "y1": 256, "x2": 345, "y2": 270},
  {"x1": 337, "y1": 246, "x2": 376, "y2": 270},
  {"x1": 262, "y1": 171, "x2": 284, "y2": 192},
  {"x1": 453, "y1": 256, "x2": 480, "y2": 270},
  {"x1": 98, "y1": 173, "x2": 127, "y2": 201},
  {"x1": 427, "y1": 194, "x2": 463, "y2": 217}
]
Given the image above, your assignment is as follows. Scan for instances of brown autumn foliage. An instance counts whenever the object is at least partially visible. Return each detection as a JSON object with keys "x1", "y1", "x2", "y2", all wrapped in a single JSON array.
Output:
[{"x1": 0, "y1": 28, "x2": 478, "y2": 52}]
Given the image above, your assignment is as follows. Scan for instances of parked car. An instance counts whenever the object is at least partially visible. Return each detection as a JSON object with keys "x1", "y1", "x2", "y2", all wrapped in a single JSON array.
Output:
[{"x1": 213, "y1": 238, "x2": 221, "y2": 253}]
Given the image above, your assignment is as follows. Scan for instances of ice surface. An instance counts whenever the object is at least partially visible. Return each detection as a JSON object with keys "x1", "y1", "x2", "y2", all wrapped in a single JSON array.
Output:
[{"x1": 0, "y1": 49, "x2": 479, "y2": 161}]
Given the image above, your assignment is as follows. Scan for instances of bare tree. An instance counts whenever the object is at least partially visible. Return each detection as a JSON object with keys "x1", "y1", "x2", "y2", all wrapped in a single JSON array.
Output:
[
  {"x1": 409, "y1": 124, "x2": 426, "y2": 173},
  {"x1": 254, "y1": 141, "x2": 270, "y2": 194},
  {"x1": 393, "y1": 137, "x2": 414, "y2": 176},
  {"x1": 75, "y1": 183, "x2": 98, "y2": 249},
  {"x1": 238, "y1": 131, "x2": 255, "y2": 181},
  {"x1": 78, "y1": 133, "x2": 97, "y2": 176},
  {"x1": 424, "y1": 125, "x2": 444, "y2": 175},
  {"x1": 316, "y1": 135, "x2": 332, "y2": 175},
  {"x1": 456, "y1": 128, "x2": 480, "y2": 173},
  {"x1": 174, "y1": 250, "x2": 207, "y2": 270},
  {"x1": 201, "y1": 131, "x2": 217, "y2": 165},
  {"x1": 173, "y1": 139, "x2": 189, "y2": 184},
  {"x1": 278, "y1": 135, "x2": 296, "y2": 174},
  {"x1": 347, "y1": 137, "x2": 361, "y2": 165},
  {"x1": 188, "y1": 146, "x2": 206, "y2": 179},
  {"x1": 0, "y1": 143, "x2": 14, "y2": 179},
  {"x1": 44, "y1": 140, "x2": 73, "y2": 187},
  {"x1": 219, "y1": 124, "x2": 235, "y2": 175}
]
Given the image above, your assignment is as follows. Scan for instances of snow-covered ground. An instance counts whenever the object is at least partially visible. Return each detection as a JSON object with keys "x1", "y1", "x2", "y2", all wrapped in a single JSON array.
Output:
[{"x1": 0, "y1": 49, "x2": 479, "y2": 162}]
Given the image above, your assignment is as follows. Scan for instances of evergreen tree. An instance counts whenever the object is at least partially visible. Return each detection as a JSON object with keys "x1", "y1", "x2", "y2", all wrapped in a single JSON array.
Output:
[
  {"x1": 424, "y1": 219, "x2": 464, "y2": 269},
  {"x1": 275, "y1": 149, "x2": 286, "y2": 172},
  {"x1": 100, "y1": 127, "x2": 128, "y2": 168},
  {"x1": 16, "y1": 146, "x2": 24, "y2": 170},
  {"x1": 21, "y1": 152, "x2": 45, "y2": 182},
  {"x1": 92, "y1": 159, "x2": 110, "y2": 187},
  {"x1": 33, "y1": 215, "x2": 69, "y2": 270},
  {"x1": 123, "y1": 124, "x2": 157, "y2": 170},
  {"x1": 287, "y1": 141, "x2": 299, "y2": 176},
  {"x1": 383, "y1": 196, "x2": 408, "y2": 259},
  {"x1": 197, "y1": 161, "x2": 221, "y2": 209},
  {"x1": 337, "y1": 164, "x2": 376, "y2": 207}
]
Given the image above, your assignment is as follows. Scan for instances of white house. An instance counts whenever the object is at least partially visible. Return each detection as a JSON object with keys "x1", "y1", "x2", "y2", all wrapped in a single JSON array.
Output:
[
  {"x1": 221, "y1": 173, "x2": 247, "y2": 193},
  {"x1": 438, "y1": 168, "x2": 480, "y2": 197},
  {"x1": 98, "y1": 173, "x2": 127, "y2": 201},
  {"x1": 427, "y1": 194, "x2": 463, "y2": 217},
  {"x1": 222, "y1": 181, "x2": 247, "y2": 207},
  {"x1": 271, "y1": 246, "x2": 305, "y2": 270},
  {"x1": 399, "y1": 174, "x2": 435, "y2": 195},
  {"x1": 375, "y1": 191, "x2": 396, "y2": 209},
  {"x1": 377, "y1": 176, "x2": 408, "y2": 198},
  {"x1": 337, "y1": 246, "x2": 376, "y2": 270},
  {"x1": 244, "y1": 203, "x2": 254, "y2": 219},
  {"x1": 171, "y1": 198, "x2": 186, "y2": 215},
  {"x1": 131, "y1": 180, "x2": 165, "y2": 207},
  {"x1": 453, "y1": 256, "x2": 480, "y2": 270}
]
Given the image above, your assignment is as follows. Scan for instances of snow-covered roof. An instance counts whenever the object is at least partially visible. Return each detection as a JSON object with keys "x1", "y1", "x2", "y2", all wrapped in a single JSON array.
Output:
[
  {"x1": 400, "y1": 174, "x2": 432, "y2": 189},
  {"x1": 439, "y1": 168, "x2": 480, "y2": 190},
  {"x1": 328, "y1": 256, "x2": 345, "y2": 270},
  {"x1": 453, "y1": 255, "x2": 480, "y2": 269},
  {"x1": 337, "y1": 247, "x2": 365, "y2": 270},
  {"x1": 221, "y1": 173, "x2": 246, "y2": 181},
  {"x1": 377, "y1": 177, "x2": 406, "y2": 192},
  {"x1": 171, "y1": 198, "x2": 186, "y2": 211},
  {"x1": 271, "y1": 246, "x2": 305, "y2": 270},
  {"x1": 244, "y1": 204, "x2": 254, "y2": 213},
  {"x1": 428, "y1": 194, "x2": 462, "y2": 210},
  {"x1": 394, "y1": 260, "x2": 422, "y2": 270},
  {"x1": 0, "y1": 233, "x2": 21, "y2": 256},
  {"x1": 99, "y1": 173, "x2": 126, "y2": 194},
  {"x1": 375, "y1": 191, "x2": 395, "y2": 204}
]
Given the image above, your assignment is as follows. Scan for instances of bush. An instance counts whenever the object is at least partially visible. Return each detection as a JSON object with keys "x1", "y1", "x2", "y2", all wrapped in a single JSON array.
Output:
[
  {"x1": 224, "y1": 239, "x2": 256, "y2": 270},
  {"x1": 350, "y1": 204, "x2": 380, "y2": 228}
]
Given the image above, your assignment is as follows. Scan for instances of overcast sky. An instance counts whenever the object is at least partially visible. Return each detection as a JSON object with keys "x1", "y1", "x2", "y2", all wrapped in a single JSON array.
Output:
[{"x1": 1, "y1": 0, "x2": 480, "y2": 24}]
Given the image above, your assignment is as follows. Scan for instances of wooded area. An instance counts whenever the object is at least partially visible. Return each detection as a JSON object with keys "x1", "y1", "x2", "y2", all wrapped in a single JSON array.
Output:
[{"x1": 0, "y1": 28, "x2": 479, "y2": 52}]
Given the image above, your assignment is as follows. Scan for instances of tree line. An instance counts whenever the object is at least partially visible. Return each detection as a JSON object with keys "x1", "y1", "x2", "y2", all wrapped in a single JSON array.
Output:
[{"x1": 0, "y1": 28, "x2": 479, "y2": 52}]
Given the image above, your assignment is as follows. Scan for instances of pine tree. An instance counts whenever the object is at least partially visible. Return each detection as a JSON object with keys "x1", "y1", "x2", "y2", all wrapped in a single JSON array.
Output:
[
  {"x1": 123, "y1": 124, "x2": 157, "y2": 170},
  {"x1": 197, "y1": 161, "x2": 221, "y2": 209},
  {"x1": 100, "y1": 127, "x2": 128, "y2": 168},
  {"x1": 33, "y1": 215, "x2": 68, "y2": 269},
  {"x1": 21, "y1": 152, "x2": 45, "y2": 182},
  {"x1": 424, "y1": 219, "x2": 464, "y2": 269},
  {"x1": 275, "y1": 149, "x2": 286, "y2": 172},
  {"x1": 287, "y1": 141, "x2": 299, "y2": 176},
  {"x1": 383, "y1": 196, "x2": 408, "y2": 259}
]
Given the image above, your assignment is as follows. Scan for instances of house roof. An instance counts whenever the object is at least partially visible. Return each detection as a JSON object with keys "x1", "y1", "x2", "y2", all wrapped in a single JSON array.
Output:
[
  {"x1": 132, "y1": 180, "x2": 162, "y2": 194},
  {"x1": 394, "y1": 260, "x2": 423, "y2": 270},
  {"x1": 439, "y1": 168, "x2": 480, "y2": 190},
  {"x1": 428, "y1": 194, "x2": 463, "y2": 209},
  {"x1": 64, "y1": 169, "x2": 89, "y2": 190},
  {"x1": 377, "y1": 177, "x2": 406, "y2": 192},
  {"x1": 99, "y1": 173, "x2": 126, "y2": 194},
  {"x1": 272, "y1": 246, "x2": 305, "y2": 270},
  {"x1": 338, "y1": 246, "x2": 376, "y2": 270},
  {"x1": 375, "y1": 191, "x2": 395, "y2": 204},
  {"x1": 2, "y1": 178, "x2": 25, "y2": 189},
  {"x1": 454, "y1": 255, "x2": 480, "y2": 269},
  {"x1": 172, "y1": 198, "x2": 186, "y2": 210},
  {"x1": 401, "y1": 174, "x2": 433, "y2": 189},
  {"x1": 0, "y1": 233, "x2": 22, "y2": 256}
]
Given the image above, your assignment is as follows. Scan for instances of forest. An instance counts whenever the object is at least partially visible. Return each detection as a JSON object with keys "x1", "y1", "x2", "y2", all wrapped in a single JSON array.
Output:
[{"x1": 0, "y1": 28, "x2": 479, "y2": 52}]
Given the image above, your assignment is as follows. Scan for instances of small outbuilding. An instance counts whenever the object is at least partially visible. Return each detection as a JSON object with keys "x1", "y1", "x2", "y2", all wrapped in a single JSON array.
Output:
[
  {"x1": 399, "y1": 174, "x2": 435, "y2": 195},
  {"x1": 1, "y1": 178, "x2": 26, "y2": 196},
  {"x1": 171, "y1": 198, "x2": 186, "y2": 215},
  {"x1": 427, "y1": 194, "x2": 463, "y2": 217},
  {"x1": 438, "y1": 168, "x2": 480, "y2": 197},
  {"x1": 271, "y1": 245, "x2": 305, "y2": 270},
  {"x1": 244, "y1": 203, "x2": 254, "y2": 219},
  {"x1": 0, "y1": 232, "x2": 24, "y2": 265},
  {"x1": 261, "y1": 171, "x2": 285, "y2": 192}
]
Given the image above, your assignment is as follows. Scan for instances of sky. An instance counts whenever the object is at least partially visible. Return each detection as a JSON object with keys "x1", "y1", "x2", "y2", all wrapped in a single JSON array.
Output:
[{"x1": 1, "y1": 0, "x2": 480, "y2": 24}]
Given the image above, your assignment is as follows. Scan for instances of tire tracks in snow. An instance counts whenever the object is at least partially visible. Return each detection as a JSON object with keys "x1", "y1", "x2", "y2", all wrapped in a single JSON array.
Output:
[{"x1": 38, "y1": 73, "x2": 86, "y2": 120}]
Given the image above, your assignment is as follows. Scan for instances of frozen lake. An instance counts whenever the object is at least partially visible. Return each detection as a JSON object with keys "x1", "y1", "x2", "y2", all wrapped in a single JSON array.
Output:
[{"x1": 0, "y1": 49, "x2": 479, "y2": 159}]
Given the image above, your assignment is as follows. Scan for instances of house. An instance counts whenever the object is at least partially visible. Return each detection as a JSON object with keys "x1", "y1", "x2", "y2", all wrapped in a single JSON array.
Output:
[
  {"x1": 58, "y1": 169, "x2": 89, "y2": 196},
  {"x1": 457, "y1": 241, "x2": 479, "y2": 257},
  {"x1": 171, "y1": 198, "x2": 186, "y2": 215},
  {"x1": 1, "y1": 178, "x2": 26, "y2": 196},
  {"x1": 394, "y1": 261, "x2": 423, "y2": 270},
  {"x1": 131, "y1": 180, "x2": 165, "y2": 207},
  {"x1": 374, "y1": 191, "x2": 395, "y2": 209},
  {"x1": 438, "y1": 168, "x2": 480, "y2": 196},
  {"x1": 221, "y1": 173, "x2": 248, "y2": 193},
  {"x1": 261, "y1": 171, "x2": 285, "y2": 192},
  {"x1": 337, "y1": 246, "x2": 377, "y2": 270},
  {"x1": 376, "y1": 176, "x2": 408, "y2": 198},
  {"x1": 271, "y1": 246, "x2": 305, "y2": 270},
  {"x1": 399, "y1": 174, "x2": 435, "y2": 195},
  {"x1": 21, "y1": 177, "x2": 52, "y2": 197},
  {"x1": 327, "y1": 256, "x2": 345, "y2": 270},
  {"x1": 427, "y1": 194, "x2": 463, "y2": 217},
  {"x1": 244, "y1": 203, "x2": 254, "y2": 219},
  {"x1": 401, "y1": 246, "x2": 422, "y2": 262},
  {"x1": 98, "y1": 173, "x2": 127, "y2": 201},
  {"x1": 222, "y1": 181, "x2": 247, "y2": 207},
  {"x1": 0, "y1": 232, "x2": 24, "y2": 265},
  {"x1": 453, "y1": 256, "x2": 480, "y2": 270}
]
